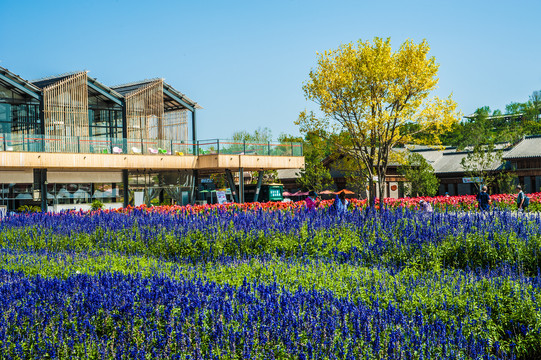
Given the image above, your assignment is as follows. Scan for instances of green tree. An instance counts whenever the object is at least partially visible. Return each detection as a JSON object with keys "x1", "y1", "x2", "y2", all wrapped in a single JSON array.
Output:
[
  {"x1": 523, "y1": 90, "x2": 541, "y2": 135},
  {"x1": 398, "y1": 152, "x2": 439, "y2": 197},
  {"x1": 458, "y1": 107, "x2": 492, "y2": 148},
  {"x1": 231, "y1": 127, "x2": 277, "y2": 184},
  {"x1": 296, "y1": 37, "x2": 460, "y2": 205},
  {"x1": 297, "y1": 151, "x2": 333, "y2": 192},
  {"x1": 295, "y1": 131, "x2": 334, "y2": 192},
  {"x1": 460, "y1": 142, "x2": 504, "y2": 191}
]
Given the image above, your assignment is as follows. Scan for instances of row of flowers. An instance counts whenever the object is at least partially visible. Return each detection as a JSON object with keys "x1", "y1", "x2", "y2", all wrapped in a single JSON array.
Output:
[{"x1": 86, "y1": 192, "x2": 539, "y2": 215}]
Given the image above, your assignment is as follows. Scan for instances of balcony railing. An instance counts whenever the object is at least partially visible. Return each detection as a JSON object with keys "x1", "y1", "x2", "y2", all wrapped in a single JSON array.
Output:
[{"x1": 0, "y1": 134, "x2": 303, "y2": 157}]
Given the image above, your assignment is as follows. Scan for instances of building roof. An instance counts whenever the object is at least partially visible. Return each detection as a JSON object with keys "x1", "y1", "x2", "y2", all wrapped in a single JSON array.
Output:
[
  {"x1": 276, "y1": 169, "x2": 302, "y2": 180},
  {"x1": 503, "y1": 135, "x2": 541, "y2": 159},
  {"x1": 87, "y1": 76, "x2": 124, "y2": 100},
  {"x1": 31, "y1": 71, "x2": 85, "y2": 88},
  {"x1": 431, "y1": 150, "x2": 506, "y2": 174},
  {"x1": 0, "y1": 66, "x2": 42, "y2": 99},
  {"x1": 410, "y1": 146, "x2": 456, "y2": 164},
  {"x1": 110, "y1": 79, "x2": 160, "y2": 95},
  {"x1": 112, "y1": 79, "x2": 202, "y2": 111}
]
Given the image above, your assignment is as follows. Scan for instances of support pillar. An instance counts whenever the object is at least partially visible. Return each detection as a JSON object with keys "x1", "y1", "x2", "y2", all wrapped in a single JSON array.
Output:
[
  {"x1": 121, "y1": 99, "x2": 128, "y2": 153},
  {"x1": 238, "y1": 167, "x2": 244, "y2": 203},
  {"x1": 225, "y1": 169, "x2": 239, "y2": 203},
  {"x1": 253, "y1": 170, "x2": 264, "y2": 202},
  {"x1": 191, "y1": 109, "x2": 197, "y2": 155},
  {"x1": 39, "y1": 98, "x2": 45, "y2": 151},
  {"x1": 40, "y1": 169, "x2": 47, "y2": 212},
  {"x1": 192, "y1": 169, "x2": 199, "y2": 204},
  {"x1": 122, "y1": 169, "x2": 129, "y2": 208}
]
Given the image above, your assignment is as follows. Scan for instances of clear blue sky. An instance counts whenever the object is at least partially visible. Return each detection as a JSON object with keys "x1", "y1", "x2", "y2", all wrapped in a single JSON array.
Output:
[{"x1": 2, "y1": 0, "x2": 541, "y2": 140}]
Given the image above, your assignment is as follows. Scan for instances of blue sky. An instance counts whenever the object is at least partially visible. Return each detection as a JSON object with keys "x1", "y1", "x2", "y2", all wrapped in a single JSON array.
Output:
[{"x1": 2, "y1": 0, "x2": 541, "y2": 140}]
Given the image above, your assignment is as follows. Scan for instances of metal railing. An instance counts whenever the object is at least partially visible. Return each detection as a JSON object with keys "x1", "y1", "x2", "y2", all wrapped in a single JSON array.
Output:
[
  {"x1": 0, "y1": 134, "x2": 303, "y2": 157},
  {"x1": 196, "y1": 139, "x2": 303, "y2": 157}
]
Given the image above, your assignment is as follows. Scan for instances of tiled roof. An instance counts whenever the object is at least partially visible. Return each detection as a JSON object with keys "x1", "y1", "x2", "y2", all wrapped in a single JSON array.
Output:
[
  {"x1": 276, "y1": 169, "x2": 302, "y2": 179},
  {"x1": 432, "y1": 150, "x2": 506, "y2": 174},
  {"x1": 502, "y1": 135, "x2": 541, "y2": 159}
]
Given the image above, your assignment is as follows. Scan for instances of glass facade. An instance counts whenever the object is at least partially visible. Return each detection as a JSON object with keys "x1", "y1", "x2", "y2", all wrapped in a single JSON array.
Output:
[
  {"x1": 88, "y1": 95, "x2": 123, "y2": 139},
  {"x1": 0, "y1": 84, "x2": 41, "y2": 137},
  {"x1": 128, "y1": 170, "x2": 193, "y2": 206}
]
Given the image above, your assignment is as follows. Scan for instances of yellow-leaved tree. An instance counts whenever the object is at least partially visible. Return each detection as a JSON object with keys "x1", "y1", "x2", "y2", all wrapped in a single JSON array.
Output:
[{"x1": 296, "y1": 37, "x2": 460, "y2": 204}]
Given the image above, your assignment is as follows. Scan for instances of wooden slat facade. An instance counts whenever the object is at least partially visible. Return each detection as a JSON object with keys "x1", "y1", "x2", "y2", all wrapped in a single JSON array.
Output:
[
  {"x1": 125, "y1": 80, "x2": 164, "y2": 139},
  {"x1": 42, "y1": 72, "x2": 89, "y2": 152}
]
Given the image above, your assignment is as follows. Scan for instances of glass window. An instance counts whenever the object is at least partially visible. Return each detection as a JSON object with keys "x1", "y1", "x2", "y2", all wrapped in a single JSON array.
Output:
[{"x1": 0, "y1": 104, "x2": 11, "y2": 133}]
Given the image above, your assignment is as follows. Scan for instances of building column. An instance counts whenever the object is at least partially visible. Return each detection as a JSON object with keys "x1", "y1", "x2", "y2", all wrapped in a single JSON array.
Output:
[
  {"x1": 225, "y1": 169, "x2": 239, "y2": 203},
  {"x1": 191, "y1": 109, "x2": 197, "y2": 155},
  {"x1": 40, "y1": 169, "x2": 47, "y2": 212},
  {"x1": 122, "y1": 169, "x2": 129, "y2": 208},
  {"x1": 121, "y1": 99, "x2": 128, "y2": 153},
  {"x1": 238, "y1": 167, "x2": 244, "y2": 203},
  {"x1": 192, "y1": 170, "x2": 199, "y2": 204},
  {"x1": 253, "y1": 171, "x2": 264, "y2": 202}
]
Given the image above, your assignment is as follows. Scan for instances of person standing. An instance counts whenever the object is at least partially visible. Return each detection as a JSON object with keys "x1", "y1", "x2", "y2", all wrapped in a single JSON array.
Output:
[
  {"x1": 333, "y1": 192, "x2": 349, "y2": 213},
  {"x1": 516, "y1": 185, "x2": 529, "y2": 212},
  {"x1": 305, "y1": 191, "x2": 318, "y2": 210},
  {"x1": 419, "y1": 199, "x2": 433, "y2": 213},
  {"x1": 477, "y1": 186, "x2": 490, "y2": 211}
]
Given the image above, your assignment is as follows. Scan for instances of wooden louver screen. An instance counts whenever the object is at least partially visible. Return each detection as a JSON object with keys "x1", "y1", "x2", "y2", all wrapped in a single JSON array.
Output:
[
  {"x1": 162, "y1": 110, "x2": 188, "y2": 142},
  {"x1": 43, "y1": 72, "x2": 89, "y2": 152},
  {"x1": 125, "y1": 80, "x2": 164, "y2": 139}
]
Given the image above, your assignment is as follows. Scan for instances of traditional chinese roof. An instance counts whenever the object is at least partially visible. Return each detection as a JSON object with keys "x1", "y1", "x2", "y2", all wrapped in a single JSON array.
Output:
[{"x1": 502, "y1": 135, "x2": 541, "y2": 159}]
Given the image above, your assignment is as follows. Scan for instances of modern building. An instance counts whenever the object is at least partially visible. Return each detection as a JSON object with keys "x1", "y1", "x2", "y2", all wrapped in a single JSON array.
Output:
[{"x1": 0, "y1": 67, "x2": 304, "y2": 212}]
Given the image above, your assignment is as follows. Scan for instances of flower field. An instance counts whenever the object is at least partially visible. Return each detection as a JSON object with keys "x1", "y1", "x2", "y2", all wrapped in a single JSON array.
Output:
[{"x1": 1, "y1": 197, "x2": 541, "y2": 358}]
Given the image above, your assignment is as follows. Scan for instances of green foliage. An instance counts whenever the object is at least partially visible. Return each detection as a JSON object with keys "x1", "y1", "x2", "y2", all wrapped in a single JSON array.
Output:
[
  {"x1": 90, "y1": 200, "x2": 104, "y2": 211},
  {"x1": 17, "y1": 205, "x2": 41, "y2": 213},
  {"x1": 459, "y1": 139, "x2": 518, "y2": 194},
  {"x1": 232, "y1": 127, "x2": 273, "y2": 142},
  {"x1": 437, "y1": 89, "x2": 541, "y2": 147},
  {"x1": 296, "y1": 131, "x2": 334, "y2": 192},
  {"x1": 398, "y1": 152, "x2": 439, "y2": 196},
  {"x1": 297, "y1": 151, "x2": 333, "y2": 192},
  {"x1": 4, "y1": 210, "x2": 541, "y2": 357}
]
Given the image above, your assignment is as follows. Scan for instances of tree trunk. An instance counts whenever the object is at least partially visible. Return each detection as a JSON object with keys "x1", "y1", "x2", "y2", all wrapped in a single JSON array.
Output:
[{"x1": 378, "y1": 173, "x2": 386, "y2": 209}]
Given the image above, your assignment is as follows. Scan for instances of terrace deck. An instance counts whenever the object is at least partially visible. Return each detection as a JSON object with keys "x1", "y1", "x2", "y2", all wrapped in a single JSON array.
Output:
[{"x1": 0, "y1": 152, "x2": 304, "y2": 172}]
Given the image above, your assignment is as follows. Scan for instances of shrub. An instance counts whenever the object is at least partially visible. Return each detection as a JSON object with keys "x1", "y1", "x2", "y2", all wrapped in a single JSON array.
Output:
[
  {"x1": 90, "y1": 200, "x2": 104, "y2": 211},
  {"x1": 17, "y1": 205, "x2": 41, "y2": 213}
]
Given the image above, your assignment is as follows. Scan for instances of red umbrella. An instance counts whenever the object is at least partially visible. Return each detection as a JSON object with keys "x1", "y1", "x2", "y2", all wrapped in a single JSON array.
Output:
[
  {"x1": 282, "y1": 191, "x2": 293, "y2": 197},
  {"x1": 335, "y1": 189, "x2": 355, "y2": 195}
]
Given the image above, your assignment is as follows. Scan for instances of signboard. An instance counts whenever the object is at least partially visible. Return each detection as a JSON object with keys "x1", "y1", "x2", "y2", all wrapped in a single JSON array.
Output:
[
  {"x1": 134, "y1": 191, "x2": 144, "y2": 207},
  {"x1": 33, "y1": 190, "x2": 41, "y2": 201},
  {"x1": 462, "y1": 177, "x2": 483, "y2": 184},
  {"x1": 201, "y1": 178, "x2": 213, "y2": 184},
  {"x1": 268, "y1": 186, "x2": 283, "y2": 201},
  {"x1": 0, "y1": 205, "x2": 7, "y2": 218},
  {"x1": 216, "y1": 191, "x2": 227, "y2": 204}
]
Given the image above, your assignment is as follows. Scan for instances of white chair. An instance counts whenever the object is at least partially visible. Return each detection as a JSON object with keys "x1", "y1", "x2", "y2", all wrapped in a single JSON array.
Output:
[
  {"x1": 112, "y1": 146, "x2": 122, "y2": 154},
  {"x1": 131, "y1": 147, "x2": 141, "y2": 154}
]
